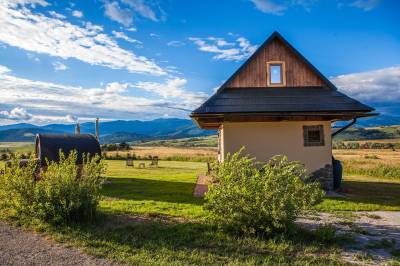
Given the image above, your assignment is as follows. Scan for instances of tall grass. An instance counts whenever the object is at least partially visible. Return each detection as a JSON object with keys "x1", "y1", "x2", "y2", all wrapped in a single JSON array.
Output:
[{"x1": 343, "y1": 160, "x2": 400, "y2": 179}]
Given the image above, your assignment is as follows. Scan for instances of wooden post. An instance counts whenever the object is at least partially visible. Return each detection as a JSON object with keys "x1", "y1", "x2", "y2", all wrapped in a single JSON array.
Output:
[
  {"x1": 75, "y1": 122, "x2": 81, "y2": 135},
  {"x1": 95, "y1": 118, "x2": 99, "y2": 142}
]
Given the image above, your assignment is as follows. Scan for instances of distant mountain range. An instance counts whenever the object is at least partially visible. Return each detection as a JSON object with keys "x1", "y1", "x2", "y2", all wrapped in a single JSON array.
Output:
[
  {"x1": 0, "y1": 118, "x2": 215, "y2": 143},
  {"x1": 0, "y1": 115, "x2": 399, "y2": 144}
]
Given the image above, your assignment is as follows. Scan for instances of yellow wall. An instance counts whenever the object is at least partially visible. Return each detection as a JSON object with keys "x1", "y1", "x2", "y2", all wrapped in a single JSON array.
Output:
[{"x1": 220, "y1": 121, "x2": 332, "y2": 173}]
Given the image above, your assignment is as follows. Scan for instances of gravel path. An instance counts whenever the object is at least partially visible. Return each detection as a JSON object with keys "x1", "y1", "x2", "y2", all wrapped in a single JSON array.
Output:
[
  {"x1": 298, "y1": 211, "x2": 400, "y2": 265},
  {"x1": 0, "y1": 222, "x2": 119, "y2": 266}
]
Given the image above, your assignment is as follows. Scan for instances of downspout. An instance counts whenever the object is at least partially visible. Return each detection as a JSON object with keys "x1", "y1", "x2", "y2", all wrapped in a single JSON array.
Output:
[
  {"x1": 331, "y1": 117, "x2": 357, "y2": 191},
  {"x1": 332, "y1": 118, "x2": 357, "y2": 138}
]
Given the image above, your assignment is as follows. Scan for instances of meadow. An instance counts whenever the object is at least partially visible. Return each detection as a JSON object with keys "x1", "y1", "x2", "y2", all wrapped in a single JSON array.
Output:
[{"x1": 1, "y1": 142, "x2": 400, "y2": 264}]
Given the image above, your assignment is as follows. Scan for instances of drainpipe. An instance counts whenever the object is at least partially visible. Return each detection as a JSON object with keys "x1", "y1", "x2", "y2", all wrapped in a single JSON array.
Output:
[
  {"x1": 331, "y1": 117, "x2": 357, "y2": 191},
  {"x1": 332, "y1": 118, "x2": 357, "y2": 138}
]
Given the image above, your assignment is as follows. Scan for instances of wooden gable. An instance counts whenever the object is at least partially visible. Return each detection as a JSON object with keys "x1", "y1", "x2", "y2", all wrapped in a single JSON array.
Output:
[{"x1": 223, "y1": 33, "x2": 330, "y2": 89}]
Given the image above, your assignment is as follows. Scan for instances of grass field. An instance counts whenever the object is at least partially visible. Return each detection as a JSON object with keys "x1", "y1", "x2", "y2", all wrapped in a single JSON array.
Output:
[
  {"x1": 0, "y1": 142, "x2": 34, "y2": 153},
  {"x1": 1, "y1": 145, "x2": 400, "y2": 264},
  {"x1": 34, "y1": 159, "x2": 346, "y2": 265}
]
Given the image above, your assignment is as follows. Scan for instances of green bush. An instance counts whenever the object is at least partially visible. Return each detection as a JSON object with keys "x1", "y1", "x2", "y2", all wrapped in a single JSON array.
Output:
[
  {"x1": 204, "y1": 149, "x2": 324, "y2": 235},
  {"x1": 0, "y1": 151, "x2": 106, "y2": 224}
]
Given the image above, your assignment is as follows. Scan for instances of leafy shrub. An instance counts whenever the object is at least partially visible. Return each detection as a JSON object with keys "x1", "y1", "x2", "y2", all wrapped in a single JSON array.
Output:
[
  {"x1": 0, "y1": 151, "x2": 106, "y2": 224},
  {"x1": 204, "y1": 149, "x2": 324, "y2": 235},
  {"x1": 0, "y1": 156, "x2": 38, "y2": 219}
]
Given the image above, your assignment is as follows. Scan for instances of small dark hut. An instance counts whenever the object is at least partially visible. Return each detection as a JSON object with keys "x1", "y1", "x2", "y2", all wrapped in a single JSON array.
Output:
[{"x1": 35, "y1": 134, "x2": 101, "y2": 166}]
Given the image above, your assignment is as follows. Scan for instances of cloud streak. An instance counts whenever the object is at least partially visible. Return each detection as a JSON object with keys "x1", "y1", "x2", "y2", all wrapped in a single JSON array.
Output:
[
  {"x1": 104, "y1": 1, "x2": 133, "y2": 27},
  {"x1": 0, "y1": 65, "x2": 207, "y2": 124},
  {"x1": 331, "y1": 66, "x2": 400, "y2": 103},
  {"x1": 189, "y1": 36, "x2": 257, "y2": 61},
  {"x1": 350, "y1": 0, "x2": 380, "y2": 11},
  {"x1": 0, "y1": 0, "x2": 166, "y2": 75}
]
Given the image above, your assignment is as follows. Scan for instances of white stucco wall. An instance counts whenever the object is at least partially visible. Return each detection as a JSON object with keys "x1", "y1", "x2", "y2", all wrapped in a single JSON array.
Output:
[{"x1": 220, "y1": 121, "x2": 332, "y2": 173}]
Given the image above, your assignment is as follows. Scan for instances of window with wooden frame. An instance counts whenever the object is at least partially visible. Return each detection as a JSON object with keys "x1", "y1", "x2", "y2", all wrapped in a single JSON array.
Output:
[
  {"x1": 303, "y1": 125, "x2": 325, "y2": 146},
  {"x1": 267, "y1": 61, "x2": 286, "y2": 86}
]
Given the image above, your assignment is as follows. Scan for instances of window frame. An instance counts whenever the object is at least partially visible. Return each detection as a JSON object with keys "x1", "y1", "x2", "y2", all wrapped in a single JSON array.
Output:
[
  {"x1": 303, "y1": 125, "x2": 325, "y2": 147},
  {"x1": 266, "y1": 61, "x2": 286, "y2": 87}
]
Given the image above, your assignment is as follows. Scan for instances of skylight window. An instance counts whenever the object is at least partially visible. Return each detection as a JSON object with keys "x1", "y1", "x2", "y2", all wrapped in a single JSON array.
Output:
[{"x1": 267, "y1": 61, "x2": 286, "y2": 86}]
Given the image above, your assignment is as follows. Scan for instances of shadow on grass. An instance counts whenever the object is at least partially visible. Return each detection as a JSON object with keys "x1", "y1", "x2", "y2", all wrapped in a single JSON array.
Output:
[
  {"x1": 50, "y1": 212, "x2": 344, "y2": 265},
  {"x1": 340, "y1": 180, "x2": 400, "y2": 207},
  {"x1": 101, "y1": 177, "x2": 203, "y2": 205}
]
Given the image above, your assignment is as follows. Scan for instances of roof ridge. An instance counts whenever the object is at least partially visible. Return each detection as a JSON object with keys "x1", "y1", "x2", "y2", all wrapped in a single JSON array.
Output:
[{"x1": 216, "y1": 31, "x2": 338, "y2": 93}]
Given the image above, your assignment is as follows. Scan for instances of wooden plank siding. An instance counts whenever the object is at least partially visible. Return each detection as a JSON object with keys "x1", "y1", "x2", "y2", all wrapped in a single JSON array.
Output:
[{"x1": 225, "y1": 38, "x2": 327, "y2": 88}]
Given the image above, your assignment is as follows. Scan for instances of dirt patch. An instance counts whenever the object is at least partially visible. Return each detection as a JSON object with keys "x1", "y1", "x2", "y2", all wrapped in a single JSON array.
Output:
[
  {"x1": 298, "y1": 211, "x2": 400, "y2": 265},
  {"x1": 193, "y1": 175, "x2": 211, "y2": 197},
  {"x1": 0, "y1": 221, "x2": 120, "y2": 266}
]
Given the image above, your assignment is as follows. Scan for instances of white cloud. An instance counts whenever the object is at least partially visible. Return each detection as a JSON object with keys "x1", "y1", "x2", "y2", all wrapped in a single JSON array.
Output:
[
  {"x1": 52, "y1": 61, "x2": 68, "y2": 71},
  {"x1": 0, "y1": 65, "x2": 11, "y2": 74},
  {"x1": 249, "y1": 0, "x2": 316, "y2": 15},
  {"x1": 72, "y1": 10, "x2": 83, "y2": 18},
  {"x1": 121, "y1": 0, "x2": 158, "y2": 21},
  {"x1": 133, "y1": 78, "x2": 208, "y2": 107},
  {"x1": 0, "y1": 65, "x2": 205, "y2": 124},
  {"x1": 167, "y1": 40, "x2": 186, "y2": 47},
  {"x1": 150, "y1": 33, "x2": 160, "y2": 38},
  {"x1": 249, "y1": 0, "x2": 287, "y2": 15},
  {"x1": 0, "y1": 0, "x2": 165, "y2": 75},
  {"x1": 48, "y1": 10, "x2": 66, "y2": 19},
  {"x1": 104, "y1": 1, "x2": 133, "y2": 27},
  {"x1": 350, "y1": 0, "x2": 380, "y2": 11},
  {"x1": 112, "y1": 30, "x2": 142, "y2": 44},
  {"x1": 27, "y1": 53, "x2": 40, "y2": 62},
  {"x1": 189, "y1": 36, "x2": 257, "y2": 61},
  {"x1": 126, "y1": 27, "x2": 137, "y2": 32},
  {"x1": 0, "y1": 107, "x2": 80, "y2": 124},
  {"x1": 104, "y1": 82, "x2": 129, "y2": 94},
  {"x1": 65, "y1": 114, "x2": 78, "y2": 123},
  {"x1": 0, "y1": 107, "x2": 32, "y2": 120},
  {"x1": 331, "y1": 66, "x2": 400, "y2": 103}
]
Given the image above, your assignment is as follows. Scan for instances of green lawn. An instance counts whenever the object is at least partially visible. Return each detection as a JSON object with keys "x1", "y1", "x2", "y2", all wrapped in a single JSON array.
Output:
[
  {"x1": 317, "y1": 175, "x2": 400, "y2": 211},
  {"x1": 30, "y1": 160, "x2": 346, "y2": 265},
  {"x1": 2, "y1": 159, "x2": 399, "y2": 265},
  {"x1": 100, "y1": 160, "x2": 205, "y2": 218}
]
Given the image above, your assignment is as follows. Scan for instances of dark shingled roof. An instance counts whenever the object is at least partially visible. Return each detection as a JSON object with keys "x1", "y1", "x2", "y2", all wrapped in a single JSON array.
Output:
[
  {"x1": 192, "y1": 87, "x2": 374, "y2": 114},
  {"x1": 35, "y1": 134, "x2": 101, "y2": 165}
]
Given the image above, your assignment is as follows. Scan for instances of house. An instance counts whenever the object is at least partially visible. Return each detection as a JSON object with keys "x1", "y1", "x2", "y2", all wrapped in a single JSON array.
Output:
[{"x1": 190, "y1": 31, "x2": 376, "y2": 189}]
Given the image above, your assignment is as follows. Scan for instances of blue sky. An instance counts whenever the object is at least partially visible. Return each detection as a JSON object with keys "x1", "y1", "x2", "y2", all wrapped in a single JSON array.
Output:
[{"x1": 0, "y1": 0, "x2": 399, "y2": 125}]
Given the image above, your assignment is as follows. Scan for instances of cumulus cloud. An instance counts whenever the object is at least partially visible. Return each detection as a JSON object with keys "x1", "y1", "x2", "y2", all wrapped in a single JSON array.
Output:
[
  {"x1": 350, "y1": 0, "x2": 380, "y2": 11},
  {"x1": 104, "y1": 1, "x2": 133, "y2": 27},
  {"x1": 0, "y1": 107, "x2": 32, "y2": 120},
  {"x1": 72, "y1": 10, "x2": 83, "y2": 18},
  {"x1": 112, "y1": 30, "x2": 142, "y2": 44},
  {"x1": 52, "y1": 61, "x2": 68, "y2": 71},
  {"x1": 65, "y1": 114, "x2": 78, "y2": 123},
  {"x1": 0, "y1": 65, "x2": 11, "y2": 74},
  {"x1": 103, "y1": 0, "x2": 160, "y2": 27},
  {"x1": 189, "y1": 36, "x2": 257, "y2": 61},
  {"x1": 331, "y1": 66, "x2": 400, "y2": 103},
  {"x1": 0, "y1": 0, "x2": 165, "y2": 75},
  {"x1": 0, "y1": 65, "x2": 206, "y2": 124},
  {"x1": 48, "y1": 10, "x2": 65, "y2": 19},
  {"x1": 133, "y1": 78, "x2": 208, "y2": 107},
  {"x1": 121, "y1": 0, "x2": 158, "y2": 21},
  {"x1": 104, "y1": 82, "x2": 129, "y2": 94},
  {"x1": 249, "y1": 0, "x2": 287, "y2": 15}
]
